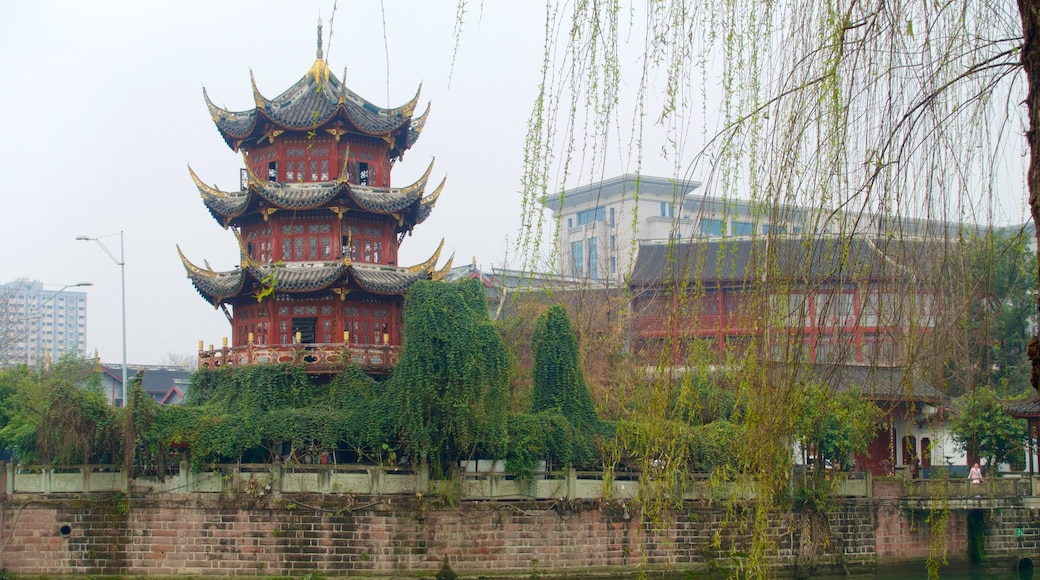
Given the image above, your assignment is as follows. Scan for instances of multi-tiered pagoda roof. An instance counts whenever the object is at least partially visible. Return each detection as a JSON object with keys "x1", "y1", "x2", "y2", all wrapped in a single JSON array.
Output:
[{"x1": 180, "y1": 28, "x2": 451, "y2": 373}]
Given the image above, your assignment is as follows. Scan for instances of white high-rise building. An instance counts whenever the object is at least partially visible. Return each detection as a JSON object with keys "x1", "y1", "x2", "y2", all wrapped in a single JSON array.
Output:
[{"x1": 1, "y1": 279, "x2": 89, "y2": 367}]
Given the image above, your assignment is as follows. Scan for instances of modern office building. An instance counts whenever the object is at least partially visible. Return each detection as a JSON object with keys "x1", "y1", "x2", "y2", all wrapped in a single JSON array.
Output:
[
  {"x1": 541, "y1": 174, "x2": 972, "y2": 283},
  {"x1": 1, "y1": 279, "x2": 88, "y2": 367}
]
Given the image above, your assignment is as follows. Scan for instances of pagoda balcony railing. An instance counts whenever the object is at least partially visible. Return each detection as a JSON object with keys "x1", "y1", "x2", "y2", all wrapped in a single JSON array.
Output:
[{"x1": 198, "y1": 342, "x2": 399, "y2": 374}]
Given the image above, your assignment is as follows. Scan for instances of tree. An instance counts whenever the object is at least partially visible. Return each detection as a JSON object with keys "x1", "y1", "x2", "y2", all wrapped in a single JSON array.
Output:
[
  {"x1": 0, "y1": 283, "x2": 22, "y2": 366},
  {"x1": 966, "y1": 231, "x2": 1037, "y2": 397},
  {"x1": 494, "y1": 2, "x2": 1038, "y2": 575},
  {"x1": 530, "y1": 304, "x2": 604, "y2": 434},
  {"x1": 0, "y1": 357, "x2": 116, "y2": 465},
  {"x1": 951, "y1": 385, "x2": 1028, "y2": 470},
  {"x1": 791, "y1": 382, "x2": 882, "y2": 483},
  {"x1": 161, "y1": 352, "x2": 198, "y2": 371},
  {"x1": 389, "y1": 279, "x2": 510, "y2": 476}
]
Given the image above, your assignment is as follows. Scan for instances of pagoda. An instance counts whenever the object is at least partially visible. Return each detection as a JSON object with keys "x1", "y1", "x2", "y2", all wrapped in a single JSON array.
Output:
[{"x1": 180, "y1": 27, "x2": 451, "y2": 374}]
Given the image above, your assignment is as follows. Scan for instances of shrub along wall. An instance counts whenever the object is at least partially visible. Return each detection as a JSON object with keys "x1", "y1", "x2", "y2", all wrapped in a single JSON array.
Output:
[{"x1": 0, "y1": 493, "x2": 1032, "y2": 577}]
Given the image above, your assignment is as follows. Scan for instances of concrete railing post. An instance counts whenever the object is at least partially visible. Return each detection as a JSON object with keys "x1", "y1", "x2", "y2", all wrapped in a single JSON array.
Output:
[
  {"x1": 272, "y1": 463, "x2": 283, "y2": 496},
  {"x1": 319, "y1": 465, "x2": 331, "y2": 494},
  {"x1": 418, "y1": 459, "x2": 430, "y2": 493}
]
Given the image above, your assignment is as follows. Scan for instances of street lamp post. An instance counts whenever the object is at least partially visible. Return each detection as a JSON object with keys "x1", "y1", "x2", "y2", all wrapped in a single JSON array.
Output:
[
  {"x1": 24, "y1": 282, "x2": 92, "y2": 366},
  {"x1": 76, "y1": 232, "x2": 127, "y2": 407}
]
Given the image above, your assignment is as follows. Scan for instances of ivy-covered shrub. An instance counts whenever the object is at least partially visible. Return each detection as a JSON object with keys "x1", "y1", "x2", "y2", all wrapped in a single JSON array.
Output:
[
  {"x1": 0, "y1": 358, "x2": 118, "y2": 465},
  {"x1": 157, "y1": 363, "x2": 389, "y2": 465},
  {"x1": 388, "y1": 279, "x2": 510, "y2": 474},
  {"x1": 688, "y1": 419, "x2": 741, "y2": 471},
  {"x1": 505, "y1": 410, "x2": 591, "y2": 475},
  {"x1": 531, "y1": 305, "x2": 607, "y2": 436}
]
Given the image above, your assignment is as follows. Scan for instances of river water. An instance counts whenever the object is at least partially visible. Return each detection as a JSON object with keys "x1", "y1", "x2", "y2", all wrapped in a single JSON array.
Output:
[{"x1": 815, "y1": 563, "x2": 1033, "y2": 579}]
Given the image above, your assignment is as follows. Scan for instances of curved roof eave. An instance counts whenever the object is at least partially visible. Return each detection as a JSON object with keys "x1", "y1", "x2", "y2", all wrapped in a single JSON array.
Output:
[
  {"x1": 349, "y1": 265, "x2": 427, "y2": 295},
  {"x1": 189, "y1": 164, "x2": 251, "y2": 227},
  {"x1": 177, "y1": 245, "x2": 247, "y2": 306},
  {"x1": 407, "y1": 102, "x2": 431, "y2": 149},
  {"x1": 415, "y1": 176, "x2": 447, "y2": 225},
  {"x1": 245, "y1": 262, "x2": 349, "y2": 293},
  {"x1": 347, "y1": 159, "x2": 435, "y2": 214},
  {"x1": 204, "y1": 86, "x2": 259, "y2": 150}
]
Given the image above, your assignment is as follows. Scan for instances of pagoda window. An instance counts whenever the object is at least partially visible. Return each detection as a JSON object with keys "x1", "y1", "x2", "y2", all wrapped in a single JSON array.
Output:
[
  {"x1": 343, "y1": 224, "x2": 387, "y2": 264},
  {"x1": 292, "y1": 318, "x2": 317, "y2": 344},
  {"x1": 359, "y1": 162, "x2": 369, "y2": 185},
  {"x1": 322, "y1": 318, "x2": 333, "y2": 343},
  {"x1": 268, "y1": 161, "x2": 278, "y2": 182}
]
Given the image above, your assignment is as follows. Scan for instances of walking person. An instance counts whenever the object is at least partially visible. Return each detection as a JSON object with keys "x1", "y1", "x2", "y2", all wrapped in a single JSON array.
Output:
[{"x1": 969, "y1": 462, "x2": 984, "y2": 484}]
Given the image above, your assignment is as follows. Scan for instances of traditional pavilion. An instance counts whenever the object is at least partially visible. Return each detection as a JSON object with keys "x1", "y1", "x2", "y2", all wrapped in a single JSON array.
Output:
[{"x1": 180, "y1": 27, "x2": 451, "y2": 374}]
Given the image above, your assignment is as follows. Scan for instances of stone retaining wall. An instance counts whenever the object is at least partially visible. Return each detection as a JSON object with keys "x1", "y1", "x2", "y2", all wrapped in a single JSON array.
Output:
[{"x1": 0, "y1": 492, "x2": 1033, "y2": 576}]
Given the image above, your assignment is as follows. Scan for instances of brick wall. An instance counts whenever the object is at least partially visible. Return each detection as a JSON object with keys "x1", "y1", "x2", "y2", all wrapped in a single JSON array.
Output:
[{"x1": 0, "y1": 493, "x2": 1031, "y2": 576}]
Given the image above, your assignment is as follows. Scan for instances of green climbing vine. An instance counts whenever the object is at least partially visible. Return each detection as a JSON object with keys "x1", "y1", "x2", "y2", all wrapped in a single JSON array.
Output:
[{"x1": 389, "y1": 279, "x2": 511, "y2": 476}]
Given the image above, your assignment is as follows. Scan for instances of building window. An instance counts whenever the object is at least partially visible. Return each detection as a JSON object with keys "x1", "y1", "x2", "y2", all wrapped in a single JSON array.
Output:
[
  {"x1": 920, "y1": 437, "x2": 931, "y2": 468},
  {"x1": 733, "y1": 221, "x2": 753, "y2": 236},
  {"x1": 610, "y1": 235, "x2": 616, "y2": 251},
  {"x1": 610, "y1": 256, "x2": 616, "y2": 274},
  {"x1": 762, "y1": 224, "x2": 787, "y2": 234},
  {"x1": 901, "y1": 435, "x2": 917, "y2": 466},
  {"x1": 610, "y1": 207, "x2": 615, "y2": 226},
  {"x1": 816, "y1": 293, "x2": 854, "y2": 327},
  {"x1": 568, "y1": 218, "x2": 573, "y2": 228},
  {"x1": 701, "y1": 219, "x2": 724, "y2": 236},
  {"x1": 571, "y1": 240, "x2": 584, "y2": 276},
  {"x1": 587, "y1": 237, "x2": 598, "y2": 280},
  {"x1": 576, "y1": 207, "x2": 606, "y2": 225},
  {"x1": 659, "y1": 202, "x2": 674, "y2": 217}
]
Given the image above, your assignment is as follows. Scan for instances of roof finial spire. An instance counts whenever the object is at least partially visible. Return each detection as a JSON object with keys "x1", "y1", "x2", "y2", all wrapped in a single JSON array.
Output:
[{"x1": 316, "y1": 17, "x2": 324, "y2": 60}]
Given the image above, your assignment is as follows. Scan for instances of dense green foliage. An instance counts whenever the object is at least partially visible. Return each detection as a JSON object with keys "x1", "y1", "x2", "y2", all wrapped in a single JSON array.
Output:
[
  {"x1": 791, "y1": 382, "x2": 882, "y2": 475},
  {"x1": 504, "y1": 410, "x2": 577, "y2": 475},
  {"x1": 390, "y1": 279, "x2": 510, "y2": 474},
  {"x1": 961, "y1": 232, "x2": 1037, "y2": 397},
  {"x1": 951, "y1": 385, "x2": 1028, "y2": 470},
  {"x1": 529, "y1": 304, "x2": 608, "y2": 462},
  {"x1": 177, "y1": 363, "x2": 388, "y2": 465},
  {"x1": 0, "y1": 358, "x2": 117, "y2": 464}
]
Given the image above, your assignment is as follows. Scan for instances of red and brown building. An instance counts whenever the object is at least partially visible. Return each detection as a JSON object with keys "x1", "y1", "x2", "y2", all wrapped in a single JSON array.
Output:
[
  {"x1": 629, "y1": 236, "x2": 943, "y2": 367},
  {"x1": 180, "y1": 33, "x2": 451, "y2": 374},
  {"x1": 629, "y1": 236, "x2": 954, "y2": 475}
]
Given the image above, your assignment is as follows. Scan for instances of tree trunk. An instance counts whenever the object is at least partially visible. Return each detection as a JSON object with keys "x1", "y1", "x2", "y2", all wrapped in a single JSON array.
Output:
[{"x1": 1019, "y1": 0, "x2": 1040, "y2": 393}]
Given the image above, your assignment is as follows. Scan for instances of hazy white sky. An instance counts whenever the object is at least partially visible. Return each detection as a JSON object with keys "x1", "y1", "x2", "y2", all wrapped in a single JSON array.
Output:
[{"x1": 0, "y1": 1, "x2": 572, "y2": 365}]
